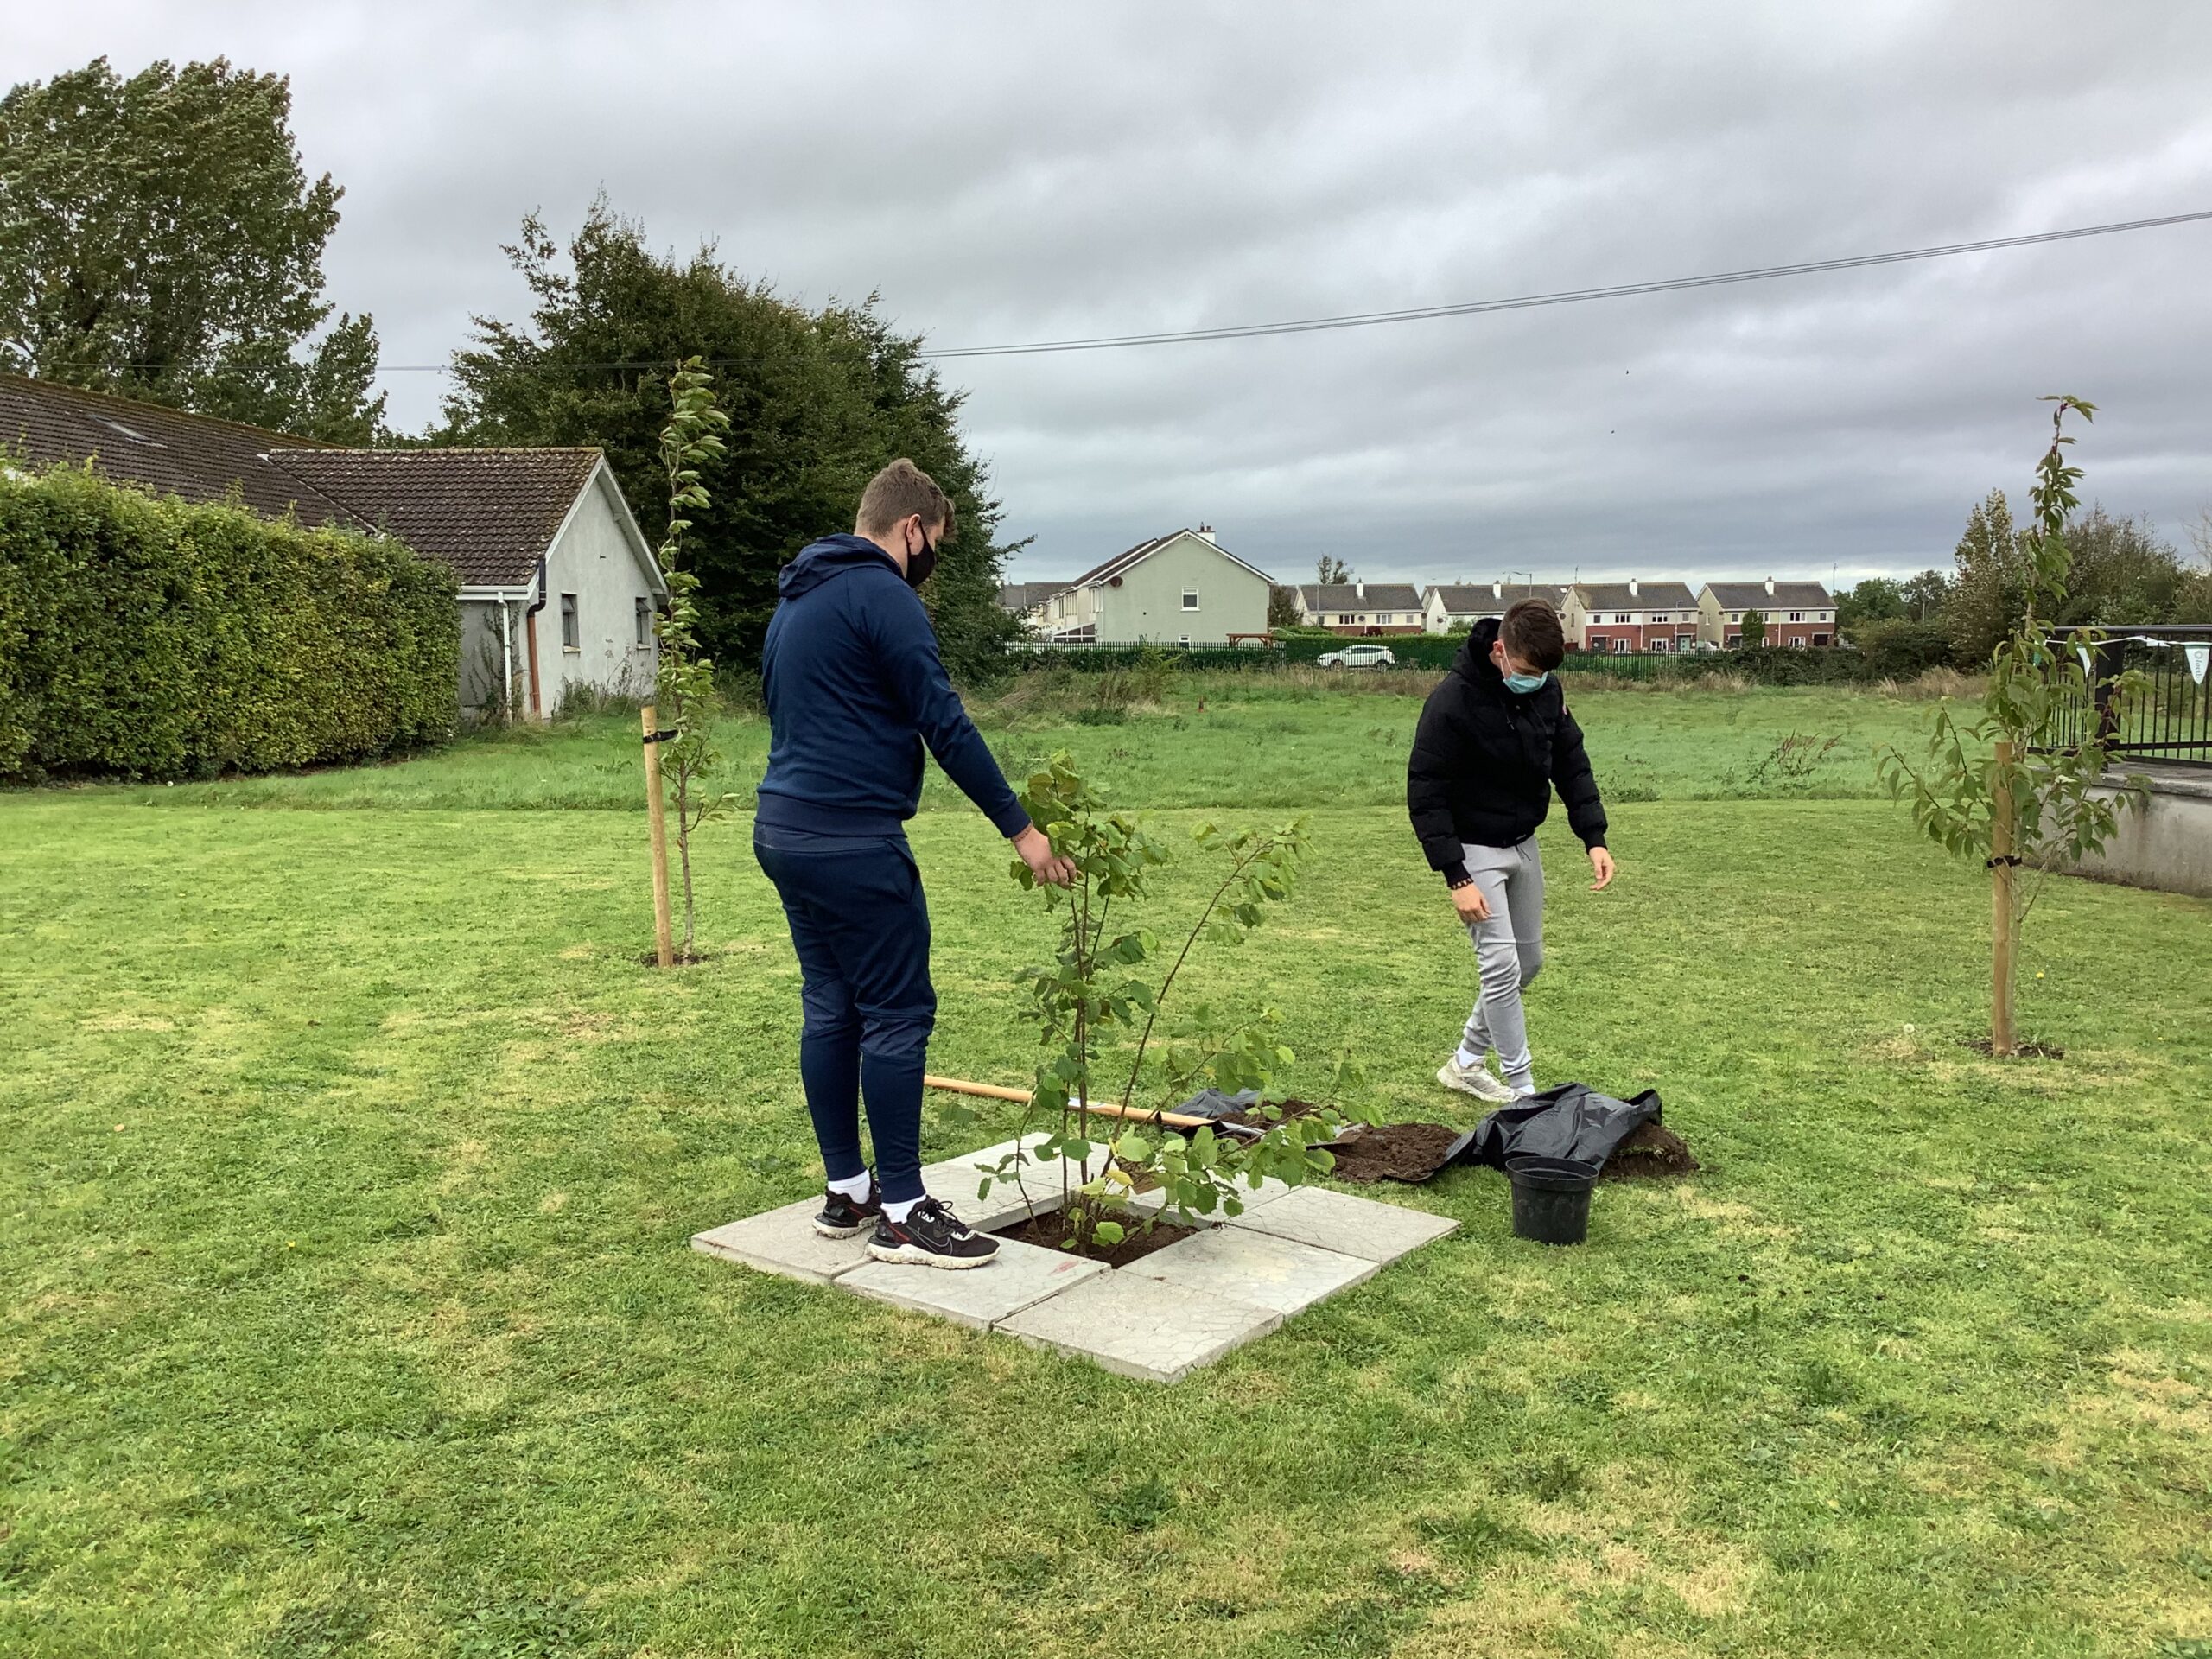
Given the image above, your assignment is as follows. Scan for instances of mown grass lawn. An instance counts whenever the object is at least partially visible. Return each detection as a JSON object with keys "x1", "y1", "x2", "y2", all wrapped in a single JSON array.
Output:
[{"x1": 3, "y1": 688, "x2": 2209, "y2": 1658}]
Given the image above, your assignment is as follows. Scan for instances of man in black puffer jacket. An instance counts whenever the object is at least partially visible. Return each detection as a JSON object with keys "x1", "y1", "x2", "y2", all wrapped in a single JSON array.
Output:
[{"x1": 1407, "y1": 600, "x2": 1616, "y2": 1103}]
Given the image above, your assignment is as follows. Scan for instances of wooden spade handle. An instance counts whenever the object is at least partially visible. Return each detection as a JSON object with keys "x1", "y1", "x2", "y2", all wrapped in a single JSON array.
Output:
[{"x1": 923, "y1": 1073, "x2": 1218, "y2": 1130}]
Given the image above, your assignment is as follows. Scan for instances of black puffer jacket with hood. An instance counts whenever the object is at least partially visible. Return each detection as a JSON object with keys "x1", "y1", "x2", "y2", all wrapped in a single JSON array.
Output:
[{"x1": 1406, "y1": 617, "x2": 1607, "y2": 884}]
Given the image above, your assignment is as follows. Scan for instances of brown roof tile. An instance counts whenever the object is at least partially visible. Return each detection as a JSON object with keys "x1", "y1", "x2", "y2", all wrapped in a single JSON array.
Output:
[
  {"x1": 0, "y1": 372, "x2": 348, "y2": 522},
  {"x1": 270, "y1": 448, "x2": 607, "y2": 588}
]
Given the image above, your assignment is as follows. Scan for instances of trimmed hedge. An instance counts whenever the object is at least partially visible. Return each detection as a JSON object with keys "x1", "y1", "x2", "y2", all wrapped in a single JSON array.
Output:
[{"x1": 0, "y1": 464, "x2": 459, "y2": 781}]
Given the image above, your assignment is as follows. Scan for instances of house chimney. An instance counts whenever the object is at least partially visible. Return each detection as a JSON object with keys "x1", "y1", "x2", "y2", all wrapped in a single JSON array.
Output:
[
  {"x1": 1628, "y1": 578, "x2": 1639, "y2": 599},
  {"x1": 1197, "y1": 523, "x2": 1215, "y2": 543},
  {"x1": 1491, "y1": 581, "x2": 1502, "y2": 599},
  {"x1": 1764, "y1": 575, "x2": 1776, "y2": 596},
  {"x1": 1355, "y1": 580, "x2": 1365, "y2": 600}
]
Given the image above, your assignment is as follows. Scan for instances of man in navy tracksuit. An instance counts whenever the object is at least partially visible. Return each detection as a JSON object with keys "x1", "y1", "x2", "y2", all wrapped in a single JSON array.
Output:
[{"x1": 753, "y1": 459, "x2": 1074, "y2": 1269}]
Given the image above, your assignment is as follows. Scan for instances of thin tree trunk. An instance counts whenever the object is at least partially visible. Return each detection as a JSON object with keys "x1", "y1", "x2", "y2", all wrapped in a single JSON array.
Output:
[{"x1": 1991, "y1": 738, "x2": 2017, "y2": 1056}]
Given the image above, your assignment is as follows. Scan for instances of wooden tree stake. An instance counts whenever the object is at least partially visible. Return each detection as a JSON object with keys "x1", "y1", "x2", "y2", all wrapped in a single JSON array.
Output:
[
  {"x1": 642, "y1": 703, "x2": 675, "y2": 969},
  {"x1": 1991, "y1": 737, "x2": 2017, "y2": 1056}
]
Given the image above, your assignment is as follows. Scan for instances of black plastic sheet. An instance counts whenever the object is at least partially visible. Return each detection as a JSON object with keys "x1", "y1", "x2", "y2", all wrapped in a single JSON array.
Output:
[{"x1": 1466, "y1": 1082, "x2": 1662, "y2": 1171}]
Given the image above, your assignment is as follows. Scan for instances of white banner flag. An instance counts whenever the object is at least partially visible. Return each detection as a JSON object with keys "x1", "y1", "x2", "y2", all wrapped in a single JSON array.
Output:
[
  {"x1": 2188, "y1": 644, "x2": 2209, "y2": 686},
  {"x1": 2076, "y1": 644, "x2": 2094, "y2": 677}
]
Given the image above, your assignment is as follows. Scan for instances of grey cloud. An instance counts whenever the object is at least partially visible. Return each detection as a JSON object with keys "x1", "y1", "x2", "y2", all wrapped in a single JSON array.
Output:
[{"x1": 10, "y1": 0, "x2": 2211, "y2": 587}]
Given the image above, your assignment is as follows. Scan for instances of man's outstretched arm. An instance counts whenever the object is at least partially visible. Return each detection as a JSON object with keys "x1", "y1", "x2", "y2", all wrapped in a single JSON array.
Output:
[{"x1": 876, "y1": 594, "x2": 1072, "y2": 885}]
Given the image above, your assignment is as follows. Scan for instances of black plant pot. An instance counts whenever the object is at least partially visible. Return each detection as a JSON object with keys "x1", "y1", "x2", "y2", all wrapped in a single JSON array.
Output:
[{"x1": 1506, "y1": 1155, "x2": 1599, "y2": 1246}]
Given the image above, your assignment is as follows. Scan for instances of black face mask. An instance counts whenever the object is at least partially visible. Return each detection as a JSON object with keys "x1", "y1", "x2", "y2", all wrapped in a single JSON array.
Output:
[{"x1": 903, "y1": 524, "x2": 938, "y2": 589}]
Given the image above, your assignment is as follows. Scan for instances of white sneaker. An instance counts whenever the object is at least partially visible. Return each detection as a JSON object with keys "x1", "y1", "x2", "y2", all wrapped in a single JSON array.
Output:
[{"x1": 1437, "y1": 1056, "x2": 1517, "y2": 1104}]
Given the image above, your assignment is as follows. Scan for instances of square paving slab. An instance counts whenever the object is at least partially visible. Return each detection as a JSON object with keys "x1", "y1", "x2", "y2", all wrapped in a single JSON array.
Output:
[
  {"x1": 691, "y1": 1198, "x2": 869, "y2": 1286},
  {"x1": 1223, "y1": 1184, "x2": 1458, "y2": 1263},
  {"x1": 841, "y1": 1236, "x2": 1108, "y2": 1332},
  {"x1": 996, "y1": 1269, "x2": 1281, "y2": 1384},
  {"x1": 1131, "y1": 1224, "x2": 1377, "y2": 1318}
]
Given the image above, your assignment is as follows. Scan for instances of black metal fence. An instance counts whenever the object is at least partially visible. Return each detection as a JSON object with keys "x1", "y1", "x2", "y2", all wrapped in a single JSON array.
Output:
[{"x1": 2045, "y1": 624, "x2": 2212, "y2": 767}]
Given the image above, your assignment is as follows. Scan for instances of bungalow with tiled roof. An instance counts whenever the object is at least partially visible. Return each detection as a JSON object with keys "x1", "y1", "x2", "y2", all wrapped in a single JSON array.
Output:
[
  {"x1": 0, "y1": 373, "x2": 664, "y2": 718},
  {"x1": 1032, "y1": 526, "x2": 1272, "y2": 645}
]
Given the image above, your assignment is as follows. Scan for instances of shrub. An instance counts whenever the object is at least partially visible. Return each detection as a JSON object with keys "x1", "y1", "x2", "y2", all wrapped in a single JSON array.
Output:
[
  {"x1": 1852, "y1": 619, "x2": 1957, "y2": 677},
  {"x1": 0, "y1": 462, "x2": 458, "y2": 781}
]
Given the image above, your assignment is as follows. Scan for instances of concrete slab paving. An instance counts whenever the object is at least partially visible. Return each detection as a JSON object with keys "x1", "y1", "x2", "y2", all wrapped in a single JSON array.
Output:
[
  {"x1": 1131, "y1": 1224, "x2": 1377, "y2": 1317},
  {"x1": 1223, "y1": 1184, "x2": 1458, "y2": 1263},
  {"x1": 840, "y1": 1236, "x2": 1108, "y2": 1332},
  {"x1": 691, "y1": 1198, "x2": 871, "y2": 1286},
  {"x1": 997, "y1": 1270, "x2": 1281, "y2": 1384}
]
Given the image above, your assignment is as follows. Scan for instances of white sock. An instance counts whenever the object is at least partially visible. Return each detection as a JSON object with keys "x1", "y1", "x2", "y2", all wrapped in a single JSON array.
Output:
[
  {"x1": 1454, "y1": 1045, "x2": 1486, "y2": 1071},
  {"x1": 827, "y1": 1171, "x2": 872, "y2": 1201},
  {"x1": 881, "y1": 1195, "x2": 924, "y2": 1224}
]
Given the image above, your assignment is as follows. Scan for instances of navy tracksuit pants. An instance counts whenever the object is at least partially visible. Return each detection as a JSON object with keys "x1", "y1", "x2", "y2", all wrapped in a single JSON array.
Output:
[{"x1": 753, "y1": 827, "x2": 936, "y2": 1203}]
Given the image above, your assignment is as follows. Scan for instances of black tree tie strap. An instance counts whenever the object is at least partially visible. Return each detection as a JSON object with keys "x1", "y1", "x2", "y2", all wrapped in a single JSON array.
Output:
[
  {"x1": 1986, "y1": 854, "x2": 2024, "y2": 868},
  {"x1": 642, "y1": 728, "x2": 680, "y2": 746}
]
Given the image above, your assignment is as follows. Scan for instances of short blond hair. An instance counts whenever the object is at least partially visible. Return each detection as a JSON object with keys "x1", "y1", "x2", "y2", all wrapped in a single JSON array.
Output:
[{"x1": 855, "y1": 458, "x2": 956, "y2": 541}]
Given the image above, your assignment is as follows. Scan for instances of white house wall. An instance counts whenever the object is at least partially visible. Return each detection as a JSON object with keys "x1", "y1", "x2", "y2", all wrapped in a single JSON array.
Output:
[
  {"x1": 540, "y1": 476, "x2": 659, "y2": 712},
  {"x1": 1101, "y1": 535, "x2": 1269, "y2": 644}
]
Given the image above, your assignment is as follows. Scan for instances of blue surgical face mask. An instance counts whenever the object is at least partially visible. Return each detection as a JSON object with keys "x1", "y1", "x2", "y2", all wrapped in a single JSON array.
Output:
[{"x1": 1503, "y1": 669, "x2": 1548, "y2": 695}]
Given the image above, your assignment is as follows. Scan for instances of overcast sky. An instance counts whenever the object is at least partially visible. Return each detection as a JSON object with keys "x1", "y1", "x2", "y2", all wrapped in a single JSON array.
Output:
[{"x1": 12, "y1": 2, "x2": 2212, "y2": 587}]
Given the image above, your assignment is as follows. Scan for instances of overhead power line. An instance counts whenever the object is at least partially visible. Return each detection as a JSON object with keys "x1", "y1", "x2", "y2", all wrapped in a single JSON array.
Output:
[
  {"x1": 119, "y1": 206, "x2": 2190, "y2": 378},
  {"x1": 915, "y1": 209, "x2": 2212, "y2": 359}
]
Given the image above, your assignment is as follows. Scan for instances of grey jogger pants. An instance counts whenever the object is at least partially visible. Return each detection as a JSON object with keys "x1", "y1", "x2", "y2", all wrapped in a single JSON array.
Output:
[{"x1": 1458, "y1": 836, "x2": 1545, "y2": 1090}]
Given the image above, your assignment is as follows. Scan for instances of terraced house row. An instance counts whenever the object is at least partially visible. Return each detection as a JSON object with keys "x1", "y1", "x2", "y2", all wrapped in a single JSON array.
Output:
[{"x1": 1297, "y1": 575, "x2": 1837, "y2": 649}]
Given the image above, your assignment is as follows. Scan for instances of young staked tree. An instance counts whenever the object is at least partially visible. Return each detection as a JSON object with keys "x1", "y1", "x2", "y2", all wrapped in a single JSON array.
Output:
[
  {"x1": 0, "y1": 56, "x2": 384, "y2": 442},
  {"x1": 653, "y1": 359, "x2": 734, "y2": 960},
  {"x1": 1738, "y1": 608, "x2": 1767, "y2": 649},
  {"x1": 1879, "y1": 397, "x2": 2145, "y2": 1056}
]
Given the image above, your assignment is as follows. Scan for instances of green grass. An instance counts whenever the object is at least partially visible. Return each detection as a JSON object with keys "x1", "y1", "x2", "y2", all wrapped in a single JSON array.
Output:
[
  {"x1": 3, "y1": 688, "x2": 2209, "y2": 1657},
  {"x1": 73, "y1": 671, "x2": 1936, "y2": 814}
]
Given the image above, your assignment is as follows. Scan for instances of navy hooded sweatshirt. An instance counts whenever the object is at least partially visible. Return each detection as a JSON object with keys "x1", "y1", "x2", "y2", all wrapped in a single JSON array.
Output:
[{"x1": 755, "y1": 534, "x2": 1031, "y2": 841}]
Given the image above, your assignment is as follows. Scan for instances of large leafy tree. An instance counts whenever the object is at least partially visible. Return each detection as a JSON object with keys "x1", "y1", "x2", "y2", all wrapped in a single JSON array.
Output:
[
  {"x1": 440, "y1": 202, "x2": 1018, "y2": 677},
  {"x1": 0, "y1": 56, "x2": 385, "y2": 442}
]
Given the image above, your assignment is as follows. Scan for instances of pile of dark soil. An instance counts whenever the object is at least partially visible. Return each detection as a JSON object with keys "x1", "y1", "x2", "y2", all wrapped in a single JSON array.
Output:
[
  {"x1": 1596, "y1": 1120, "x2": 1700, "y2": 1181},
  {"x1": 992, "y1": 1210, "x2": 1197, "y2": 1268},
  {"x1": 1324, "y1": 1122, "x2": 1467, "y2": 1184}
]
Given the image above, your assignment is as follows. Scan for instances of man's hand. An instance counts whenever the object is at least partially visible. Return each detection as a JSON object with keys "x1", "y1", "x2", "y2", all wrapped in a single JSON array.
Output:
[
  {"x1": 1013, "y1": 824, "x2": 1076, "y2": 887},
  {"x1": 1451, "y1": 881, "x2": 1491, "y2": 924},
  {"x1": 1588, "y1": 847, "x2": 1617, "y2": 891}
]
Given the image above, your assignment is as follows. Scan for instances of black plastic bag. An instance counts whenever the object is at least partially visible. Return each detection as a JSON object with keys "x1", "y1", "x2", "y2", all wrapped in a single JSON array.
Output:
[{"x1": 1466, "y1": 1083, "x2": 1662, "y2": 1171}]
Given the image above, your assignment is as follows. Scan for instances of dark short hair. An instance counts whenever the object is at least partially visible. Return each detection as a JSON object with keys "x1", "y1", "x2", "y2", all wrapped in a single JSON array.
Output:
[
  {"x1": 856, "y1": 458, "x2": 956, "y2": 542},
  {"x1": 1500, "y1": 598, "x2": 1566, "y2": 671}
]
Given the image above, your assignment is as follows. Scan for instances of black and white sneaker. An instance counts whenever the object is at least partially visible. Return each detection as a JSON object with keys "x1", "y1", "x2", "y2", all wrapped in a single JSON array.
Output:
[
  {"x1": 867, "y1": 1198, "x2": 999, "y2": 1270},
  {"x1": 812, "y1": 1176, "x2": 882, "y2": 1239}
]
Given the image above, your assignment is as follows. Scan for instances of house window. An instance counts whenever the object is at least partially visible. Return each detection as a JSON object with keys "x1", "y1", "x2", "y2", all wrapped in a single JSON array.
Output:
[
  {"x1": 1649, "y1": 637, "x2": 1669, "y2": 652},
  {"x1": 1337, "y1": 614, "x2": 1355, "y2": 625},
  {"x1": 1611, "y1": 637, "x2": 1630, "y2": 654},
  {"x1": 1179, "y1": 635, "x2": 1191, "y2": 647},
  {"x1": 1182, "y1": 590, "x2": 1199, "y2": 610},
  {"x1": 560, "y1": 594, "x2": 580, "y2": 651},
  {"x1": 634, "y1": 596, "x2": 651, "y2": 647},
  {"x1": 1789, "y1": 611, "x2": 1804, "y2": 622}
]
